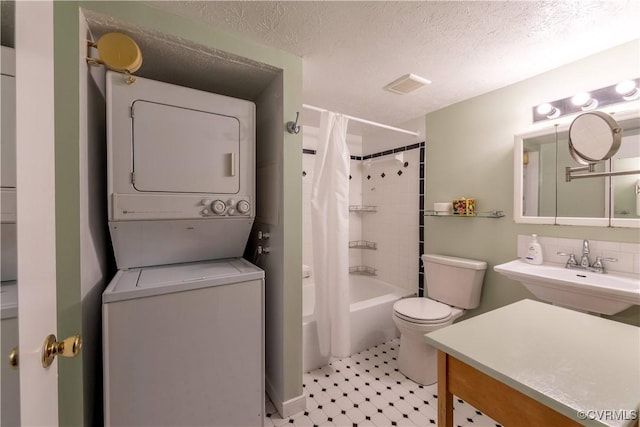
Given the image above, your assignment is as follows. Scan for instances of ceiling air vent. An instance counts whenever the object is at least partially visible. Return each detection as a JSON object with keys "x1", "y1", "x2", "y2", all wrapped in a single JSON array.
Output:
[{"x1": 384, "y1": 73, "x2": 431, "y2": 95}]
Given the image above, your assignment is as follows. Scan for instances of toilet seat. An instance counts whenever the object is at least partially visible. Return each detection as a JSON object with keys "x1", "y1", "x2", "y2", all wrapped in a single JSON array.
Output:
[{"x1": 393, "y1": 297, "x2": 452, "y2": 324}]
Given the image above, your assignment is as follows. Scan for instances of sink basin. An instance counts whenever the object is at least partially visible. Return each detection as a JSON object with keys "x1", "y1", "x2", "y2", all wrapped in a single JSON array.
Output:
[{"x1": 494, "y1": 259, "x2": 640, "y2": 315}]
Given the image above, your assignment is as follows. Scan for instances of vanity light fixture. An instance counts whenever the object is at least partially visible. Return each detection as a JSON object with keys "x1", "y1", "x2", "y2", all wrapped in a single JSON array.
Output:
[{"x1": 533, "y1": 78, "x2": 640, "y2": 123}]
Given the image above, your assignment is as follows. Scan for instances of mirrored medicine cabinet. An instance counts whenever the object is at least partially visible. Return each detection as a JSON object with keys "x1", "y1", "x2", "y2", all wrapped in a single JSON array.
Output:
[{"x1": 514, "y1": 107, "x2": 640, "y2": 228}]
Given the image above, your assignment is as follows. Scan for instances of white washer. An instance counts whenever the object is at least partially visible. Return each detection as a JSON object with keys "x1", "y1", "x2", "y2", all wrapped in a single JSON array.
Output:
[{"x1": 103, "y1": 258, "x2": 264, "y2": 427}]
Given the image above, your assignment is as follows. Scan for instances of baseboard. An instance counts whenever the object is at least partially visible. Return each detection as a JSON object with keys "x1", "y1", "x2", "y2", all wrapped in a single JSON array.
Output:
[{"x1": 265, "y1": 376, "x2": 306, "y2": 419}]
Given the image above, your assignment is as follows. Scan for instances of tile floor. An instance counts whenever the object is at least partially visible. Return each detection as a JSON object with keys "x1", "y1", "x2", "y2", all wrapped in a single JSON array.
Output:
[{"x1": 265, "y1": 339, "x2": 502, "y2": 427}]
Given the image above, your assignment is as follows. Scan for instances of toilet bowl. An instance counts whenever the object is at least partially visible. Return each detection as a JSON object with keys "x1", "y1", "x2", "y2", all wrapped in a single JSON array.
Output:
[{"x1": 392, "y1": 254, "x2": 486, "y2": 385}]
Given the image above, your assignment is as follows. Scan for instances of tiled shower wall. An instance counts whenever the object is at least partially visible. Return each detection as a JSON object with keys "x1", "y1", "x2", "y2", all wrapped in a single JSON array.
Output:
[
  {"x1": 360, "y1": 144, "x2": 422, "y2": 293},
  {"x1": 302, "y1": 126, "x2": 424, "y2": 296}
]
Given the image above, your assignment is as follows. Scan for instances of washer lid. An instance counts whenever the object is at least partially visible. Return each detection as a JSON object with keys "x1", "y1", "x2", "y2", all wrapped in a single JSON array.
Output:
[
  {"x1": 394, "y1": 297, "x2": 452, "y2": 323},
  {"x1": 102, "y1": 258, "x2": 264, "y2": 303}
]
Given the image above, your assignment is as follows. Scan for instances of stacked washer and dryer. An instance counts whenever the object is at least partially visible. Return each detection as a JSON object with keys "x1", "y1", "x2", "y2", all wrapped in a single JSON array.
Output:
[{"x1": 102, "y1": 71, "x2": 265, "y2": 426}]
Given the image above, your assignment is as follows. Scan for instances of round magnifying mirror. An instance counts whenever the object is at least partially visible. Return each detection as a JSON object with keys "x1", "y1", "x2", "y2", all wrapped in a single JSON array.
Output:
[{"x1": 568, "y1": 111, "x2": 622, "y2": 163}]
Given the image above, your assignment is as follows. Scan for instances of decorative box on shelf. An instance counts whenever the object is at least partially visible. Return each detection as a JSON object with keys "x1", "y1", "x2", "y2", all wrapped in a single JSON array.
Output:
[{"x1": 452, "y1": 198, "x2": 476, "y2": 216}]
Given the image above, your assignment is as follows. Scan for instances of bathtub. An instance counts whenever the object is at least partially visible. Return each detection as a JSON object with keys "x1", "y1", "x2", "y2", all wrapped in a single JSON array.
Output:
[{"x1": 303, "y1": 275, "x2": 414, "y2": 373}]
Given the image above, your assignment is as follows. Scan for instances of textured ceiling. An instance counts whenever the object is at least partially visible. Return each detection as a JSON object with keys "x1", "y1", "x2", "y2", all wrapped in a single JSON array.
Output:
[
  {"x1": 147, "y1": 0, "x2": 640, "y2": 134},
  {"x1": 84, "y1": 9, "x2": 280, "y2": 101}
]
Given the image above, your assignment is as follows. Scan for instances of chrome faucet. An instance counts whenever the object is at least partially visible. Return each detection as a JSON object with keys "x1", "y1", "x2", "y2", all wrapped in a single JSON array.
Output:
[
  {"x1": 579, "y1": 240, "x2": 591, "y2": 269},
  {"x1": 557, "y1": 239, "x2": 618, "y2": 274}
]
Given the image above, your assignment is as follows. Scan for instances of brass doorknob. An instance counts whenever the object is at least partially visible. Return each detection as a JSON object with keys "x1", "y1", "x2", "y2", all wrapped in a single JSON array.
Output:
[
  {"x1": 42, "y1": 334, "x2": 82, "y2": 368},
  {"x1": 9, "y1": 346, "x2": 18, "y2": 370}
]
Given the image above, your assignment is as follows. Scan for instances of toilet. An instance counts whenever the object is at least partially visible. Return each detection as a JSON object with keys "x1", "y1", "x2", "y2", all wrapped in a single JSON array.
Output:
[{"x1": 392, "y1": 254, "x2": 487, "y2": 385}]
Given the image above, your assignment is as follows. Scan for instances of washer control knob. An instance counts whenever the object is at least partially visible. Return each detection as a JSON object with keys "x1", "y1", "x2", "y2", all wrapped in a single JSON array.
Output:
[
  {"x1": 211, "y1": 200, "x2": 226, "y2": 215},
  {"x1": 236, "y1": 200, "x2": 251, "y2": 215}
]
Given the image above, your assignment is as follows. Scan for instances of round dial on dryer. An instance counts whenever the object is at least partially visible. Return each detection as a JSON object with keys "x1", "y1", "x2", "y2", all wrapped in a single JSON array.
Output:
[
  {"x1": 211, "y1": 200, "x2": 226, "y2": 215},
  {"x1": 236, "y1": 200, "x2": 251, "y2": 215}
]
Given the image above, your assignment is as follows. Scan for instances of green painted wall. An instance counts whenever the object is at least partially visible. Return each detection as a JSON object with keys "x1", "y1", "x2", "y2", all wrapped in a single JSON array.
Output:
[
  {"x1": 54, "y1": 3, "x2": 83, "y2": 425},
  {"x1": 424, "y1": 40, "x2": 640, "y2": 326},
  {"x1": 52, "y1": 2, "x2": 302, "y2": 424}
]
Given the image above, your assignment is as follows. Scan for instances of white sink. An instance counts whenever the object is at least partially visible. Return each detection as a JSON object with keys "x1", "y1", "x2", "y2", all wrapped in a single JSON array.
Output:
[{"x1": 494, "y1": 259, "x2": 640, "y2": 315}]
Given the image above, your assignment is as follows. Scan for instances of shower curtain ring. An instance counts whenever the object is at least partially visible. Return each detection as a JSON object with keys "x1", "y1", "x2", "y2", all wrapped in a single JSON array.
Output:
[{"x1": 286, "y1": 112, "x2": 301, "y2": 134}]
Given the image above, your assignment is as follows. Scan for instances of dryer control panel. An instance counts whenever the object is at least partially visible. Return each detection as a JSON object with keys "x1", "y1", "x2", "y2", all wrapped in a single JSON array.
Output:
[{"x1": 201, "y1": 198, "x2": 252, "y2": 217}]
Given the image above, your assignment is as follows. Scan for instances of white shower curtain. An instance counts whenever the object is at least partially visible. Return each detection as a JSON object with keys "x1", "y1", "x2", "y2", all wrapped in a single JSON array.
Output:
[{"x1": 311, "y1": 111, "x2": 351, "y2": 358}]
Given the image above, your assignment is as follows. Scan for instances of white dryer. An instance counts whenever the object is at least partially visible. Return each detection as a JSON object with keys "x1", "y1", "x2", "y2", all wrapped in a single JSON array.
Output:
[{"x1": 106, "y1": 71, "x2": 256, "y2": 268}]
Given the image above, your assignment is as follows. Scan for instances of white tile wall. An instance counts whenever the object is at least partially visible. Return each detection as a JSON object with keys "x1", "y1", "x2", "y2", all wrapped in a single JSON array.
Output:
[
  {"x1": 302, "y1": 126, "x2": 421, "y2": 293},
  {"x1": 516, "y1": 234, "x2": 640, "y2": 274},
  {"x1": 349, "y1": 159, "x2": 364, "y2": 269},
  {"x1": 362, "y1": 149, "x2": 420, "y2": 292}
]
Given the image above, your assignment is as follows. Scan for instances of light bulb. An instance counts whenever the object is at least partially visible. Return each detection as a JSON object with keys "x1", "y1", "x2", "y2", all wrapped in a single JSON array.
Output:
[
  {"x1": 536, "y1": 103, "x2": 553, "y2": 115},
  {"x1": 571, "y1": 92, "x2": 590, "y2": 106},
  {"x1": 615, "y1": 80, "x2": 640, "y2": 101},
  {"x1": 571, "y1": 92, "x2": 598, "y2": 110},
  {"x1": 536, "y1": 103, "x2": 560, "y2": 119}
]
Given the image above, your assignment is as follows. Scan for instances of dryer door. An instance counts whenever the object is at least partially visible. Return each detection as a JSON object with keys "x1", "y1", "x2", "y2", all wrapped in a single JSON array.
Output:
[{"x1": 132, "y1": 100, "x2": 240, "y2": 194}]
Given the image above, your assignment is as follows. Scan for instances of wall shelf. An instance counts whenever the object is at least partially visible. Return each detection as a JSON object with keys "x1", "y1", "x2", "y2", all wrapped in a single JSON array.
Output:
[
  {"x1": 349, "y1": 240, "x2": 377, "y2": 250},
  {"x1": 424, "y1": 210, "x2": 505, "y2": 218},
  {"x1": 349, "y1": 266, "x2": 377, "y2": 276},
  {"x1": 349, "y1": 205, "x2": 378, "y2": 212}
]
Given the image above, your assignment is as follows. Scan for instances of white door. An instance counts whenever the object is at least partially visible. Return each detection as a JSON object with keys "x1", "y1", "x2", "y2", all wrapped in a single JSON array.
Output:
[{"x1": 15, "y1": 1, "x2": 59, "y2": 425}]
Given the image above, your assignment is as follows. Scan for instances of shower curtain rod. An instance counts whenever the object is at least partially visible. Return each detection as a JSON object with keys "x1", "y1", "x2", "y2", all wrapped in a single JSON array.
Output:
[{"x1": 302, "y1": 104, "x2": 419, "y2": 137}]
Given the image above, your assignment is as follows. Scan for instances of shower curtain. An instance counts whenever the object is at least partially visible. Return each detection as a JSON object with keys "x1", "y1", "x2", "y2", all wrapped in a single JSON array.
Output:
[{"x1": 311, "y1": 111, "x2": 351, "y2": 358}]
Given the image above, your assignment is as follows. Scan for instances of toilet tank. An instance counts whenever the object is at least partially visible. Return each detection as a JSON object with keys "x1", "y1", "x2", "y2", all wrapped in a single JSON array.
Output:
[{"x1": 422, "y1": 254, "x2": 487, "y2": 309}]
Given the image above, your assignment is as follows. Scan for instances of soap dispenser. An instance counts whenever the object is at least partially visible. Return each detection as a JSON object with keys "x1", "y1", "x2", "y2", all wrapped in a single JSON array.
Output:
[{"x1": 525, "y1": 234, "x2": 543, "y2": 265}]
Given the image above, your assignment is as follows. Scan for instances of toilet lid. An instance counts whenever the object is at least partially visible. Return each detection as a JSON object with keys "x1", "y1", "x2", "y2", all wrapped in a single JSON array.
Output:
[{"x1": 393, "y1": 298, "x2": 452, "y2": 324}]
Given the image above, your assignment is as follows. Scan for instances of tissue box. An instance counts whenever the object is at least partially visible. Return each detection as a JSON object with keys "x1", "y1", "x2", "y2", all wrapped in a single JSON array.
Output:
[
  {"x1": 434, "y1": 202, "x2": 453, "y2": 214},
  {"x1": 452, "y1": 198, "x2": 476, "y2": 216}
]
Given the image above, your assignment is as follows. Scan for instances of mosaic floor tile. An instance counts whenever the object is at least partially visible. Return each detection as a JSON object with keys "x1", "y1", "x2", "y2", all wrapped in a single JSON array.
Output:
[{"x1": 265, "y1": 338, "x2": 502, "y2": 427}]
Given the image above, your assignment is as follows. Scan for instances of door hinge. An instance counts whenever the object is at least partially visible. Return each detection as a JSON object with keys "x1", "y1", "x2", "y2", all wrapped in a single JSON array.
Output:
[{"x1": 130, "y1": 172, "x2": 135, "y2": 184}]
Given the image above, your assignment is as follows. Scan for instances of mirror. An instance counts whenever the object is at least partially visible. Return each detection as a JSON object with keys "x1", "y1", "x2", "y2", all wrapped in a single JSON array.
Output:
[
  {"x1": 612, "y1": 124, "x2": 640, "y2": 220},
  {"x1": 515, "y1": 107, "x2": 640, "y2": 227},
  {"x1": 569, "y1": 111, "x2": 622, "y2": 163}
]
